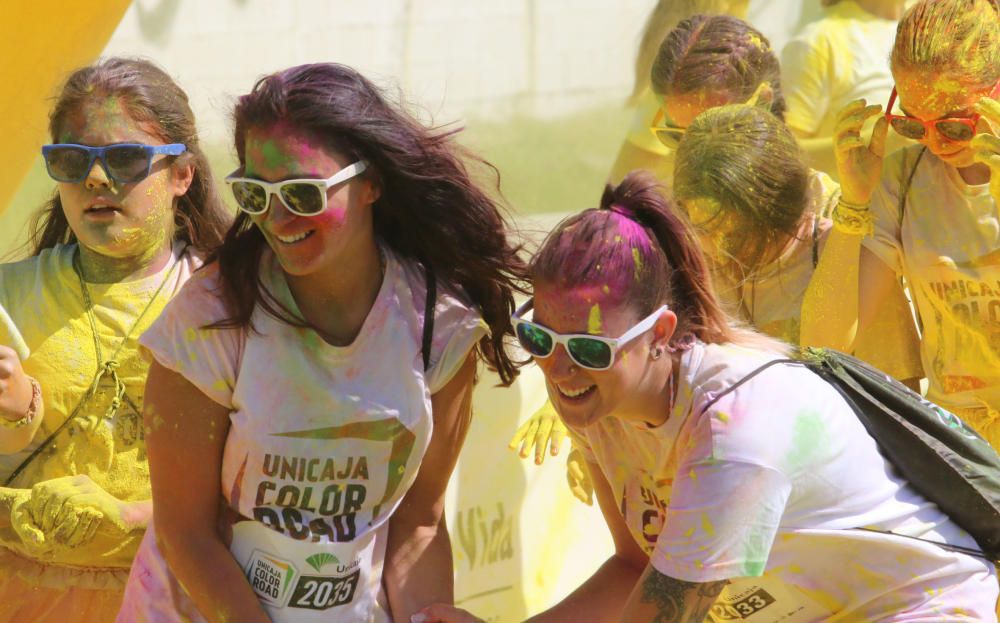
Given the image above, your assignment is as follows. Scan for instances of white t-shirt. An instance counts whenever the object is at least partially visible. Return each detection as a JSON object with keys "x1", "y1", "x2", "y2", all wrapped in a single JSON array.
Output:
[
  {"x1": 570, "y1": 341, "x2": 997, "y2": 621},
  {"x1": 865, "y1": 146, "x2": 1000, "y2": 414},
  {"x1": 781, "y1": 1, "x2": 897, "y2": 139},
  {"x1": 118, "y1": 247, "x2": 486, "y2": 623}
]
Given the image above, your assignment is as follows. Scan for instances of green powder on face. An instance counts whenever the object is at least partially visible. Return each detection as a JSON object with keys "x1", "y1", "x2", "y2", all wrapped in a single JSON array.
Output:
[{"x1": 587, "y1": 304, "x2": 602, "y2": 335}]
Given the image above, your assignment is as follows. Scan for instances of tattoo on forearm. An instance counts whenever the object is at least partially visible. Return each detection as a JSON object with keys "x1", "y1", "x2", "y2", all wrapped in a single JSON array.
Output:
[{"x1": 640, "y1": 570, "x2": 727, "y2": 623}]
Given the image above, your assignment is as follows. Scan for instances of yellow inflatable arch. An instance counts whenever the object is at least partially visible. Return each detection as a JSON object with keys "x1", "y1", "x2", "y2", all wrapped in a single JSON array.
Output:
[{"x1": 0, "y1": 0, "x2": 131, "y2": 217}]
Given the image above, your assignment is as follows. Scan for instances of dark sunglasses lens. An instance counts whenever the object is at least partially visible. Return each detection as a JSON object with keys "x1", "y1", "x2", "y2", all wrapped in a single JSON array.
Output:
[
  {"x1": 44, "y1": 146, "x2": 91, "y2": 181},
  {"x1": 280, "y1": 183, "x2": 325, "y2": 215},
  {"x1": 104, "y1": 145, "x2": 152, "y2": 183},
  {"x1": 890, "y1": 118, "x2": 926, "y2": 140},
  {"x1": 516, "y1": 323, "x2": 554, "y2": 358},
  {"x1": 231, "y1": 181, "x2": 269, "y2": 214},
  {"x1": 653, "y1": 128, "x2": 684, "y2": 150},
  {"x1": 936, "y1": 120, "x2": 975, "y2": 142},
  {"x1": 567, "y1": 338, "x2": 612, "y2": 369}
]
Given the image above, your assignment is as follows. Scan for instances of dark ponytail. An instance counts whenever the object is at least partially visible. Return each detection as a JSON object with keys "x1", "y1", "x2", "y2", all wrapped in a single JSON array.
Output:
[{"x1": 530, "y1": 171, "x2": 743, "y2": 348}]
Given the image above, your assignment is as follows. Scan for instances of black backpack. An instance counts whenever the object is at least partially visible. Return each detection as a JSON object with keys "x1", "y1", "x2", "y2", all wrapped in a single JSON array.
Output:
[{"x1": 706, "y1": 348, "x2": 1000, "y2": 563}]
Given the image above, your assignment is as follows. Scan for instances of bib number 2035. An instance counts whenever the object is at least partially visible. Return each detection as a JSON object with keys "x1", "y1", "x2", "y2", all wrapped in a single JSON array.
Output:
[{"x1": 288, "y1": 570, "x2": 360, "y2": 611}]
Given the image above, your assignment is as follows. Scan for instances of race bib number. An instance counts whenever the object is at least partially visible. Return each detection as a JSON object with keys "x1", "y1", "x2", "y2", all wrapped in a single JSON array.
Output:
[
  {"x1": 230, "y1": 520, "x2": 383, "y2": 622},
  {"x1": 707, "y1": 579, "x2": 832, "y2": 622}
]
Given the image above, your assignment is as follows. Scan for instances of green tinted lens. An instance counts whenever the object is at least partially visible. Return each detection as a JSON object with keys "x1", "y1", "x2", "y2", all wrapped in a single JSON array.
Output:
[
  {"x1": 232, "y1": 181, "x2": 269, "y2": 214},
  {"x1": 280, "y1": 183, "x2": 325, "y2": 215},
  {"x1": 516, "y1": 323, "x2": 554, "y2": 358},
  {"x1": 104, "y1": 145, "x2": 152, "y2": 182},
  {"x1": 936, "y1": 120, "x2": 975, "y2": 142},
  {"x1": 890, "y1": 117, "x2": 925, "y2": 140},
  {"x1": 567, "y1": 338, "x2": 613, "y2": 369},
  {"x1": 45, "y1": 146, "x2": 92, "y2": 181}
]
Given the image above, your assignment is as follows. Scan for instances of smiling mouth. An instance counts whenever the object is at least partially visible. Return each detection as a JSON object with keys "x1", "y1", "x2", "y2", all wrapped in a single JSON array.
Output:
[
  {"x1": 558, "y1": 384, "x2": 596, "y2": 400},
  {"x1": 275, "y1": 230, "x2": 315, "y2": 244}
]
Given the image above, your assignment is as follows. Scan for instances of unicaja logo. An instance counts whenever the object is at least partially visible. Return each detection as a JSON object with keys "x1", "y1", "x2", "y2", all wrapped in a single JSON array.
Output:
[{"x1": 306, "y1": 552, "x2": 340, "y2": 573}]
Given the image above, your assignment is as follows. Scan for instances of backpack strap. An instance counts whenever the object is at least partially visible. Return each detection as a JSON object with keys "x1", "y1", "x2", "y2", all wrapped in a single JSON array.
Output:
[
  {"x1": 422, "y1": 266, "x2": 436, "y2": 372},
  {"x1": 700, "y1": 358, "x2": 804, "y2": 415},
  {"x1": 897, "y1": 147, "x2": 926, "y2": 228}
]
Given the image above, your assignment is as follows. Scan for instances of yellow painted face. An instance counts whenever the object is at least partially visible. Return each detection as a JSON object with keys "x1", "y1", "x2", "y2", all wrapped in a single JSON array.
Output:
[
  {"x1": 893, "y1": 70, "x2": 997, "y2": 168},
  {"x1": 56, "y1": 97, "x2": 190, "y2": 268}
]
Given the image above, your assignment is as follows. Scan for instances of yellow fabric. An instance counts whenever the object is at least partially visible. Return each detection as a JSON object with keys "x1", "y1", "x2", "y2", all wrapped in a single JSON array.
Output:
[
  {"x1": 447, "y1": 366, "x2": 612, "y2": 622},
  {"x1": 0, "y1": 568, "x2": 124, "y2": 623},
  {"x1": 0, "y1": 0, "x2": 130, "y2": 218},
  {"x1": 780, "y1": 0, "x2": 896, "y2": 139},
  {"x1": 0, "y1": 244, "x2": 198, "y2": 589}
]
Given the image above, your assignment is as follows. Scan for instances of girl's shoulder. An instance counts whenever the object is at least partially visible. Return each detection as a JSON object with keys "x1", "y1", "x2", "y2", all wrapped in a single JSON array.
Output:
[{"x1": 0, "y1": 244, "x2": 76, "y2": 301}]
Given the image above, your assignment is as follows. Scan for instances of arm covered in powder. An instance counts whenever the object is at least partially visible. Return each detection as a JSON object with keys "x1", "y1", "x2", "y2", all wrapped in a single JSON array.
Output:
[
  {"x1": 384, "y1": 354, "x2": 476, "y2": 619},
  {"x1": 144, "y1": 360, "x2": 270, "y2": 623}
]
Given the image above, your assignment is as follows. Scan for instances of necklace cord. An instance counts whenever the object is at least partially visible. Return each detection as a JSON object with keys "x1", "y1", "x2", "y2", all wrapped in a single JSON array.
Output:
[{"x1": 3, "y1": 246, "x2": 186, "y2": 487}]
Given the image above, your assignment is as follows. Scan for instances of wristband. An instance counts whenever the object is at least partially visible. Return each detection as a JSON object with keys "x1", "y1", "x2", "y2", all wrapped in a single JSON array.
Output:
[
  {"x1": 832, "y1": 197, "x2": 874, "y2": 236},
  {"x1": 0, "y1": 377, "x2": 42, "y2": 429}
]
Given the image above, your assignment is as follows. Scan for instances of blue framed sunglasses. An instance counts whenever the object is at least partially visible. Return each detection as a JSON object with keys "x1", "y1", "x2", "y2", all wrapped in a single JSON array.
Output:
[
  {"x1": 512, "y1": 298, "x2": 669, "y2": 370},
  {"x1": 41, "y1": 143, "x2": 187, "y2": 184}
]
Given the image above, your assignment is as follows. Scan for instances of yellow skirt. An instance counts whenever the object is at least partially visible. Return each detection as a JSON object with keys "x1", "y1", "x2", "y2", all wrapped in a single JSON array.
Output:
[{"x1": 0, "y1": 547, "x2": 128, "y2": 623}]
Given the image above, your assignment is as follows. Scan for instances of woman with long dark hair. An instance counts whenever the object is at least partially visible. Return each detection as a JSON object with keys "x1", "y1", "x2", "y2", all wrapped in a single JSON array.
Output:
[{"x1": 118, "y1": 63, "x2": 526, "y2": 622}]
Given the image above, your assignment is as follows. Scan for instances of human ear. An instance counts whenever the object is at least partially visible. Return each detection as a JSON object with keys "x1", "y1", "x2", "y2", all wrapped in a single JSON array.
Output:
[
  {"x1": 169, "y1": 160, "x2": 195, "y2": 198},
  {"x1": 651, "y1": 309, "x2": 678, "y2": 351}
]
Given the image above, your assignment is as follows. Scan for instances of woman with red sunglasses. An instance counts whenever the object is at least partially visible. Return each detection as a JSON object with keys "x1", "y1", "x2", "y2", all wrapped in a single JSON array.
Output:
[
  {"x1": 417, "y1": 172, "x2": 998, "y2": 623},
  {"x1": 802, "y1": 0, "x2": 1000, "y2": 449}
]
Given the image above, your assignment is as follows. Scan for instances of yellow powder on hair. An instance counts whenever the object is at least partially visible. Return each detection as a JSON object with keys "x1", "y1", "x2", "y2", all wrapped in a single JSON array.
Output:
[{"x1": 587, "y1": 304, "x2": 603, "y2": 335}]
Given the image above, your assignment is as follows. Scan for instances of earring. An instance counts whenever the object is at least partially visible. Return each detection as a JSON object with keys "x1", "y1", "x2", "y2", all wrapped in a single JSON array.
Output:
[{"x1": 649, "y1": 347, "x2": 663, "y2": 361}]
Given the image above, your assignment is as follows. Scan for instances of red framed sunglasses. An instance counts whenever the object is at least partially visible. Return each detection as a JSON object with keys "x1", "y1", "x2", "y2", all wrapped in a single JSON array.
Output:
[{"x1": 884, "y1": 81, "x2": 1000, "y2": 142}]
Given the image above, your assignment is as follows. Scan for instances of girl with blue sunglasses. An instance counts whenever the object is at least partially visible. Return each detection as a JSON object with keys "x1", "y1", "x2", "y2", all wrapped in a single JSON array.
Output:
[
  {"x1": 418, "y1": 171, "x2": 997, "y2": 622},
  {"x1": 0, "y1": 58, "x2": 230, "y2": 622}
]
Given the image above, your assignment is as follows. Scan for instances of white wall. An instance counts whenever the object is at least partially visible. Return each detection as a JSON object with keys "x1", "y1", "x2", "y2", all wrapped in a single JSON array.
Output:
[
  {"x1": 102, "y1": 0, "x2": 653, "y2": 141},
  {"x1": 100, "y1": 0, "x2": 822, "y2": 141}
]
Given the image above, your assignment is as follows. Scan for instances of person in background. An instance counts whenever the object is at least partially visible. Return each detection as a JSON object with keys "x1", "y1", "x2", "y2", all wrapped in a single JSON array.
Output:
[
  {"x1": 781, "y1": 0, "x2": 909, "y2": 180},
  {"x1": 802, "y1": 0, "x2": 1000, "y2": 447},
  {"x1": 607, "y1": 1, "x2": 750, "y2": 184}
]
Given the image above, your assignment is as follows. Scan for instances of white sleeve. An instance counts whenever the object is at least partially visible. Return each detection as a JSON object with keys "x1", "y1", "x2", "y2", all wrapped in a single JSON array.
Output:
[
  {"x1": 424, "y1": 291, "x2": 488, "y2": 394},
  {"x1": 138, "y1": 266, "x2": 242, "y2": 409}
]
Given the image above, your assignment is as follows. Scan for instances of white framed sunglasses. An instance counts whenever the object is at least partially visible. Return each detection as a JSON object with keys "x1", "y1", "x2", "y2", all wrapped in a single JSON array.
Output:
[
  {"x1": 511, "y1": 298, "x2": 668, "y2": 370},
  {"x1": 225, "y1": 160, "x2": 368, "y2": 216}
]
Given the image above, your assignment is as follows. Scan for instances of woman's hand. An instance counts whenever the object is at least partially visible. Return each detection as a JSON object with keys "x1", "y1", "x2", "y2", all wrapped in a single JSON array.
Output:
[
  {"x1": 973, "y1": 96, "x2": 1000, "y2": 202},
  {"x1": 0, "y1": 345, "x2": 34, "y2": 422},
  {"x1": 411, "y1": 604, "x2": 486, "y2": 623},
  {"x1": 11, "y1": 475, "x2": 134, "y2": 553},
  {"x1": 834, "y1": 99, "x2": 890, "y2": 205},
  {"x1": 507, "y1": 400, "x2": 567, "y2": 465}
]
